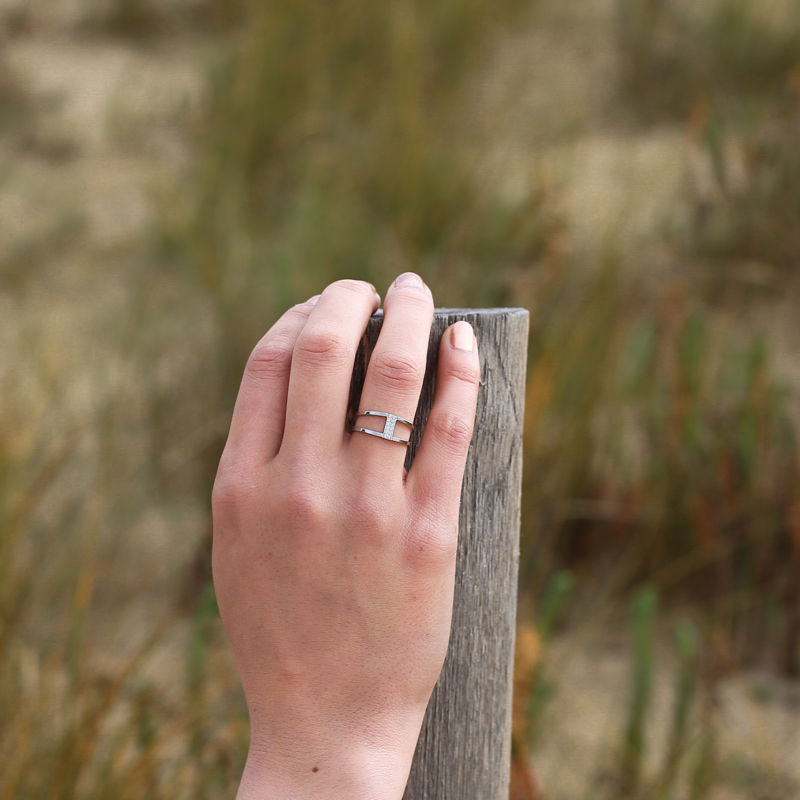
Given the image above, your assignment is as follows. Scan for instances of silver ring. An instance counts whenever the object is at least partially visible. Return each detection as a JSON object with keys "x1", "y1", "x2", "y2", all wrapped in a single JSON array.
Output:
[{"x1": 354, "y1": 411, "x2": 414, "y2": 445}]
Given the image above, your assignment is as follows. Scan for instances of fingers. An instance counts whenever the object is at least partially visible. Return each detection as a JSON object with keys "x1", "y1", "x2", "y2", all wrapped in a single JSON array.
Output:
[
  {"x1": 406, "y1": 321, "x2": 480, "y2": 520},
  {"x1": 223, "y1": 298, "x2": 318, "y2": 466},
  {"x1": 348, "y1": 273, "x2": 434, "y2": 477},
  {"x1": 282, "y1": 280, "x2": 380, "y2": 458}
]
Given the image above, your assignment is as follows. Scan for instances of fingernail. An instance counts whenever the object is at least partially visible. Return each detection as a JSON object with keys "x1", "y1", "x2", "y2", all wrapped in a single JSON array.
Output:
[
  {"x1": 393, "y1": 272, "x2": 426, "y2": 291},
  {"x1": 450, "y1": 321, "x2": 474, "y2": 352},
  {"x1": 305, "y1": 294, "x2": 321, "y2": 306},
  {"x1": 355, "y1": 280, "x2": 379, "y2": 296}
]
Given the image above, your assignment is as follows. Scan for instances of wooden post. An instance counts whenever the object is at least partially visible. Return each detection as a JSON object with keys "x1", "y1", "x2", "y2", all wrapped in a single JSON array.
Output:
[{"x1": 349, "y1": 308, "x2": 530, "y2": 800}]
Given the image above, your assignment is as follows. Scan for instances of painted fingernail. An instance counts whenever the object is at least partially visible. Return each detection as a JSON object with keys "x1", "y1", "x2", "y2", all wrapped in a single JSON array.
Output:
[
  {"x1": 393, "y1": 272, "x2": 426, "y2": 291},
  {"x1": 451, "y1": 321, "x2": 474, "y2": 352},
  {"x1": 305, "y1": 294, "x2": 321, "y2": 306}
]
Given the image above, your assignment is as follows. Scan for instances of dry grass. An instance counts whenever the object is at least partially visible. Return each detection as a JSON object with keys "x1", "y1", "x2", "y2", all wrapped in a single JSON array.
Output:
[
  {"x1": 617, "y1": 0, "x2": 800, "y2": 123},
  {"x1": 3, "y1": 0, "x2": 800, "y2": 797}
]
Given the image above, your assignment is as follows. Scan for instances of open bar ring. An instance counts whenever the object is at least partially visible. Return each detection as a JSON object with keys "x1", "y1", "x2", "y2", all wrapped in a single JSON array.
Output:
[{"x1": 354, "y1": 411, "x2": 414, "y2": 445}]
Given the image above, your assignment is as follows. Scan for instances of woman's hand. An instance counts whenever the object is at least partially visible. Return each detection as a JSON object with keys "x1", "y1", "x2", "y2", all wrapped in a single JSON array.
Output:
[{"x1": 212, "y1": 273, "x2": 480, "y2": 799}]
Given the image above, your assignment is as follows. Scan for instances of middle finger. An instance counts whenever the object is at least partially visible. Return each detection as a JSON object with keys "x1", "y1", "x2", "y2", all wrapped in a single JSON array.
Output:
[{"x1": 282, "y1": 279, "x2": 380, "y2": 460}]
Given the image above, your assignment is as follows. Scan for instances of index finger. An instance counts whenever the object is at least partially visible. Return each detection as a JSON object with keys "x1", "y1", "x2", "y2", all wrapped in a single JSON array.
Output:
[{"x1": 221, "y1": 299, "x2": 317, "y2": 467}]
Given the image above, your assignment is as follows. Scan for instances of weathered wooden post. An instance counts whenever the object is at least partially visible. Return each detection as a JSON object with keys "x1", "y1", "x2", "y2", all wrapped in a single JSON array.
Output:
[{"x1": 350, "y1": 308, "x2": 529, "y2": 800}]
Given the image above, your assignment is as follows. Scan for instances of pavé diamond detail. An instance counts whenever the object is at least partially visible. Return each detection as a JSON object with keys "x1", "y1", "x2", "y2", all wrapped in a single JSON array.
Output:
[{"x1": 354, "y1": 411, "x2": 413, "y2": 445}]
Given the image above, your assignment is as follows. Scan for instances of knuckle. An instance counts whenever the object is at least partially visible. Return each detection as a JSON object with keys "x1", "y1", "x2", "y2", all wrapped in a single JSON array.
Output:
[
  {"x1": 429, "y1": 409, "x2": 474, "y2": 454},
  {"x1": 370, "y1": 349, "x2": 422, "y2": 390},
  {"x1": 282, "y1": 485, "x2": 329, "y2": 528},
  {"x1": 446, "y1": 359, "x2": 481, "y2": 389},
  {"x1": 403, "y1": 521, "x2": 458, "y2": 570},
  {"x1": 246, "y1": 337, "x2": 295, "y2": 382},
  {"x1": 211, "y1": 468, "x2": 254, "y2": 531},
  {"x1": 295, "y1": 326, "x2": 351, "y2": 368},
  {"x1": 211, "y1": 474, "x2": 237, "y2": 515},
  {"x1": 287, "y1": 303, "x2": 314, "y2": 320}
]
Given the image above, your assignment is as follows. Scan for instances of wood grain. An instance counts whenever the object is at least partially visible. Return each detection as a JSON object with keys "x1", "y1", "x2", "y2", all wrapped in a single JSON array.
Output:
[{"x1": 349, "y1": 308, "x2": 530, "y2": 800}]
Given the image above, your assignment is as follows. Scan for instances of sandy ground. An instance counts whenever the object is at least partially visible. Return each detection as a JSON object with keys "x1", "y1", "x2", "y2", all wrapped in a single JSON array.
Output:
[{"x1": 535, "y1": 633, "x2": 800, "y2": 799}]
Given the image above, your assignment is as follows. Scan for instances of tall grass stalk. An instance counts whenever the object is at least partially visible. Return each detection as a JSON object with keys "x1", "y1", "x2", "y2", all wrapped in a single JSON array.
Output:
[
  {"x1": 687, "y1": 712, "x2": 717, "y2": 800},
  {"x1": 525, "y1": 570, "x2": 575, "y2": 749},
  {"x1": 656, "y1": 622, "x2": 699, "y2": 799},
  {"x1": 620, "y1": 585, "x2": 658, "y2": 797}
]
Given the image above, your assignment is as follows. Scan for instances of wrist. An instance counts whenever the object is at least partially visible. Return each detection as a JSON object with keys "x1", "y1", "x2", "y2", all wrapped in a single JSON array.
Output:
[
  {"x1": 237, "y1": 739, "x2": 417, "y2": 800},
  {"x1": 237, "y1": 717, "x2": 424, "y2": 800}
]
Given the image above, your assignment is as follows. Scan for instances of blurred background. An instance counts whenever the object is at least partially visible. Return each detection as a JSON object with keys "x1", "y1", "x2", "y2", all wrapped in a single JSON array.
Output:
[{"x1": 1, "y1": 0, "x2": 799, "y2": 797}]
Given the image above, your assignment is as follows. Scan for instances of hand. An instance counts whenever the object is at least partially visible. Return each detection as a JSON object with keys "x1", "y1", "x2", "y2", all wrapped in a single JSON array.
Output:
[{"x1": 212, "y1": 273, "x2": 480, "y2": 799}]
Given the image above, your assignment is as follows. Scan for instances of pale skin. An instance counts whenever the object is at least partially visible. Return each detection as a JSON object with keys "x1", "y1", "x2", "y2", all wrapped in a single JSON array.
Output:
[{"x1": 212, "y1": 272, "x2": 481, "y2": 799}]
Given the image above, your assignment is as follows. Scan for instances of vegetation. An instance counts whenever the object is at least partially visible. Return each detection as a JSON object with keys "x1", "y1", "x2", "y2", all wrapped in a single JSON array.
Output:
[{"x1": 3, "y1": 0, "x2": 800, "y2": 796}]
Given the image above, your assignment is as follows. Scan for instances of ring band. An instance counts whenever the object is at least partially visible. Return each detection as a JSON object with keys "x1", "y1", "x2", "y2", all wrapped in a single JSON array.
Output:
[{"x1": 354, "y1": 411, "x2": 414, "y2": 445}]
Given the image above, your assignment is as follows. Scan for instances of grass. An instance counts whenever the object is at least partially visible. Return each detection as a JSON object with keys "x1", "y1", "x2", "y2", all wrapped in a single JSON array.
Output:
[
  {"x1": 82, "y1": 0, "x2": 242, "y2": 38},
  {"x1": 0, "y1": 290, "x2": 246, "y2": 798},
  {"x1": 510, "y1": 263, "x2": 799, "y2": 797},
  {"x1": 617, "y1": 0, "x2": 800, "y2": 282},
  {"x1": 683, "y1": 105, "x2": 800, "y2": 279},
  {"x1": 617, "y1": 0, "x2": 800, "y2": 123},
  {"x1": 165, "y1": 0, "x2": 548, "y2": 350},
  {"x1": 521, "y1": 266, "x2": 797, "y2": 610},
  {"x1": 3, "y1": 0, "x2": 800, "y2": 796}
]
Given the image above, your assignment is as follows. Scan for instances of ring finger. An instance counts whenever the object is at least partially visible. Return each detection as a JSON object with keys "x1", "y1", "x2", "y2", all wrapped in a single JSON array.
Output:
[{"x1": 348, "y1": 272, "x2": 434, "y2": 478}]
